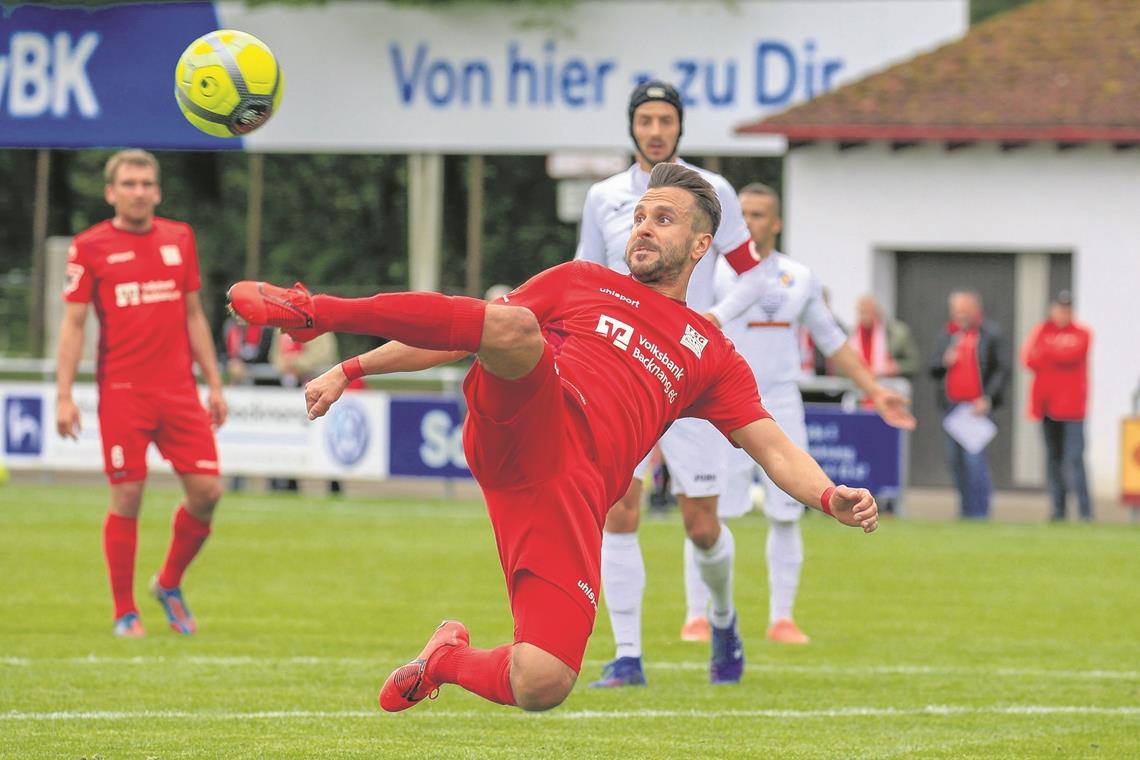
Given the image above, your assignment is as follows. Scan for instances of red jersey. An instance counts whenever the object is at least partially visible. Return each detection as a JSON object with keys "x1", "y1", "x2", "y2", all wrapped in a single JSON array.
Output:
[
  {"x1": 502, "y1": 261, "x2": 768, "y2": 496},
  {"x1": 64, "y1": 217, "x2": 200, "y2": 390},
  {"x1": 945, "y1": 328, "x2": 983, "y2": 402}
]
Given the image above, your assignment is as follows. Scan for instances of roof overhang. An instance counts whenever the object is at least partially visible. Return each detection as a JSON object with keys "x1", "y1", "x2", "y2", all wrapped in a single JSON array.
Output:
[{"x1": 735, "y1": 123, "x2": 1140, "y2": 147}]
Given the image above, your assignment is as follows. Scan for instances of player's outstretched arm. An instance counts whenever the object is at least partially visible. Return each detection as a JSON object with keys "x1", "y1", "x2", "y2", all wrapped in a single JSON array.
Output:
[
  {"x1": 305, "y1": 342, "x2": 469, "y2": 420},
  {"x1": 827, "y1": 343, "x2": 916, "y2": 431},
  {"x1": 731, "y1": 418, "x2": 878, "y2": 533}
]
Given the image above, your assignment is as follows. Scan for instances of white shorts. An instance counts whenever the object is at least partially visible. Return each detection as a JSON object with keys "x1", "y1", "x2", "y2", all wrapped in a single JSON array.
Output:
[
  {"x1": 631, "y1": 417, "x2": 728, "y2": 499},
  {"x1": 723, "y1": 383, "x2": 807, "y2": 522}
]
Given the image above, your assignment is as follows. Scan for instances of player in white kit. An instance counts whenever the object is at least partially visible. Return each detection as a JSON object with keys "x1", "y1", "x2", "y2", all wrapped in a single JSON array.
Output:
[
  {"x1": 688, "y1": 183, "x2": 914, "y2": 644},
  {"x1": 576, "y1": 81, "x2": 768, "y2": 687}
]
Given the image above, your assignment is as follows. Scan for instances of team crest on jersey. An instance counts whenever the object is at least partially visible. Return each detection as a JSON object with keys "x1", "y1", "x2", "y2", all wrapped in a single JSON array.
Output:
[
  {"x1": 779, "y1": 270, "x2": 795, "y2": 287},
  {"x1": 680, "y1": 324, "x2": 708, "y2": 358},
  {"x1": 159, "y1": 245, "x2": 182, "y2": 266}
]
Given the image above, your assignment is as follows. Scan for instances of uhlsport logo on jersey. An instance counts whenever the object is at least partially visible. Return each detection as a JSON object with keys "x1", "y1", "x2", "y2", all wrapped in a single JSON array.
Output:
[
  {"x1": 323, "y1": 396, "x2": 370, "y2": 467},
  {"x1": 680, "y1": 324, "x2": 709, "y2": 358},
  {"x1": 5, "y1": 396, "x2": 43, "y2": 455},
  {"x1": 595, "y1": 314, "x2": 634, "y2": 350}
]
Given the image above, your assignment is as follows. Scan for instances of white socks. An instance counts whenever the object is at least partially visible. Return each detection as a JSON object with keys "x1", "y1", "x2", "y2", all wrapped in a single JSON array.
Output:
[
  {"x1": 693, "y1": 523, "x2": 735, "y2": 629},
  {"x1": 683, "y1": 537, "x2": 710, "y2": 620},
  {"x1": 600, "y1": 530, "x2": 645, "y2": 659},
  {"x1": 767, "y1": 519, "x2": 804, "y2": 623}
]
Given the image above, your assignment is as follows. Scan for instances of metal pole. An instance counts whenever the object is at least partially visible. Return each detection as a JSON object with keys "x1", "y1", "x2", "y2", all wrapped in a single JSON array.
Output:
[
  {"x1": 30, "y1": 149, "x2": 51, "y2": 357},
  {"x1": 245, "y1": 153, "x2": 264, "y2": 280},
  {"x1": 465, "y1": 155, "x2": 485, "y2": 297}
]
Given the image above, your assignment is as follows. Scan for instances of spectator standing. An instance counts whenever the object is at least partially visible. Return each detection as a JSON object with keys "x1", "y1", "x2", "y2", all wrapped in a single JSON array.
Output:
[
  {"x1": 1021, "y1": 291, "x2": 1093, "y2": 521},
  {"x1": 929, "y1": 290, "x2": 1009, "y2": 519},
  {"x1": 849, "y1": 294, "x2": 919, "y2": 381}
]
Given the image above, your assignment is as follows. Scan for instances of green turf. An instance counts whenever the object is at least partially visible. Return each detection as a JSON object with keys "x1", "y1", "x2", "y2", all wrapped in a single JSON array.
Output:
[{"x1": 1, "y1": 484, "x2": 1137, "y2": 759}]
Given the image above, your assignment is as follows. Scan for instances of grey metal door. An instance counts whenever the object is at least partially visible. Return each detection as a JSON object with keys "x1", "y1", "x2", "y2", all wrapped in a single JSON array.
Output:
[{"x1": 894, "y1": 252, "x2": 1016, "y2": 489}]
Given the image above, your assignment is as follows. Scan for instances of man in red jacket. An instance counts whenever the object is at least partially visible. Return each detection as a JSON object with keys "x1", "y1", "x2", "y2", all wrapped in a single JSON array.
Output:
[{"x1": 1021, "y1": 291, "x2": 1093, "y2": 521}]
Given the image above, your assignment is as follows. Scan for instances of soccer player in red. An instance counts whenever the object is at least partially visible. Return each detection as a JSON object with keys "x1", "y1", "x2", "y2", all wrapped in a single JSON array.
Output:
[
  {"x1": 55, "y1": 150, "x2": 227, "y2": 638},
  {"x1": 228, "y1": 163, "x2": 878, "y2": 712}
]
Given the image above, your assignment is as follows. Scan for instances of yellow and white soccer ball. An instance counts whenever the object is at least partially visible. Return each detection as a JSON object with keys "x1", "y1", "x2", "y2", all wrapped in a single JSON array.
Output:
[{"x1": 174, "y1": 29, "x2": 283, "y2": 138}]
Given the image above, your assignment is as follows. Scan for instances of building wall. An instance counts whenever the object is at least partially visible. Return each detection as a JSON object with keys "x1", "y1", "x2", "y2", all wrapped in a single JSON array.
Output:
[{"x1": 782, "y1": 141, "x2": 1140, "y2": 498}]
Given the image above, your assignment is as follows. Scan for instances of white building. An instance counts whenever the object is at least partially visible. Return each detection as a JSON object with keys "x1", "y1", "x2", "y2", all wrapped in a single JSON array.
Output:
[{"x1": 737, "y1": 0, "x2": 1140, "y2": 501}]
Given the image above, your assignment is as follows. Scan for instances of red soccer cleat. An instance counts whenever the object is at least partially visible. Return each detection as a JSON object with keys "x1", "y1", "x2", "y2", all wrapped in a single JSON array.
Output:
[
  {"x1": 378, "y1": 620, "x2": 470, "y2": 713},
  {"x1": 766, "y1": 617, "x2": 810, "y2": 645},
  {"x1": 226, "y1": 281, "x2": 316, "y2": 331}
]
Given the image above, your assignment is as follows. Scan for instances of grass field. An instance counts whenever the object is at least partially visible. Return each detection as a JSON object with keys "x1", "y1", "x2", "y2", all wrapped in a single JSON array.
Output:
[{"x1": 1, "y1": 483, "x2": 1138, "y2": 759}]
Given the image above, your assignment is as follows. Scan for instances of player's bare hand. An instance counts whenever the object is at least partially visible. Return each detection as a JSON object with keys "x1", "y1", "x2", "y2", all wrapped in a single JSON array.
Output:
[
  {"x1": 829, "y1": 485, "x2": 878, "y2": 533},
  {"x1": 206, "y1": 388, "x2": 227, "y2": 428},
  {"x1": 305, "y1": 365, "x2": 348, "y2": 420},
  {"x1": 869, "y1": 387, "x2": 916, "y2": 431},
  {"x1": 56, "y1": 397, "x2": 81, "y2": 440}
]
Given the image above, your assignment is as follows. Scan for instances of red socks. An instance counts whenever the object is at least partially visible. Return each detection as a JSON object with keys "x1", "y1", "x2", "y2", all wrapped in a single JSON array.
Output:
[
  {"x1": 157, "y1": 505, "x2": 212, "y2": 589},
  {"x1": 103, "y1": 513, "x2": 138, "y2": 618},
  {"x1": 312, "y1": 292, "x2": 486, "y2": 353},
  {"x1": 430, "y1": 644, "x2": 516, "y2": 706}
]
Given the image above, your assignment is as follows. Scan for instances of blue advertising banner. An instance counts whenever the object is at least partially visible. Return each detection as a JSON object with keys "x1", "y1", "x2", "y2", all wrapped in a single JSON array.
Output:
[
  {"x1": 804, "y1": 404, "x2": 904, "y2": 496},
  {"x1": 0, "y1": 2, "x2": 239, "y2": 149},
  {"x1": 388, "y1": 396, "x2": 471, "y2": 479}
]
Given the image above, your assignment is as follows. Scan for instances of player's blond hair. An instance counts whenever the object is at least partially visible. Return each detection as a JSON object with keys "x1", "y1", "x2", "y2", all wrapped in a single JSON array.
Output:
[{"x1": 104, "y1": 149, "x2": 161, "y2": 185}]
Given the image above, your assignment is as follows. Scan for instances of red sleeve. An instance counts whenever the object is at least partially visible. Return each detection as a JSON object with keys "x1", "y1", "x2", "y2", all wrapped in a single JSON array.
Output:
[
  {"x1": 62, "y1": 240, "x2": 94, "y2": 303},
  {"x1": 682, "y1": 348, "x2": 770, "y2": 444},
  {"x1": 1047, "y1": 327, "x2": 1090, "y2": 365},
  {"x1": 183, "y1": 225, "x2": 201, "y2": 293},
  {"x1": 496, "y1": 261, "x2": 578, "y2": 325}
]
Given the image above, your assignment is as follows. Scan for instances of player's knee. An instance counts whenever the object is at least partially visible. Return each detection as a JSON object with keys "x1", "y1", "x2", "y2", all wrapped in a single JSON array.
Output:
[
  {"x1": 512, "y1": 666, "x2": 577, "y2": 712},
  {"x1": 483, "y1": 305, "x2": 542, "y2": 354},
  {"x1": 682, "y1": 505, "x2": 720, "y2": 549},
  {"x1": 186, "y1": 478, "x2": 223, "y2": 517}
]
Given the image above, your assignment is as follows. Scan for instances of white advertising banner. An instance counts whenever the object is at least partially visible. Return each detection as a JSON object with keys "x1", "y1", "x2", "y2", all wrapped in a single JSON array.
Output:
[
  {"x1": 2, "y1": 383, "x2": 390, "y2": 480},
  {"x1": 230, "y1": 0, "x2": 966, "y2": 154},
  {"x1": 0, "y1": 0, "x2": 966, "y2": 154}
]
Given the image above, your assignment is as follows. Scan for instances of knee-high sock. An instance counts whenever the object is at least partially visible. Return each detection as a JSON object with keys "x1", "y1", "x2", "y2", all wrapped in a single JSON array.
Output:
[
  {"x1": 693, "y1": 523, "x2": 735, "y2": 629},
  {"x1": 158, "y1": 505, "x2": 212, "y2": 589},
  {"x1": 601, "y1": 531, "x2": 645, "y2": 659},
  {"x1": 767, "y1": 519, "x2": 804, "y2": 623},
  {"x1": 312, "y1": 292, "x2": 485, "y2": 352},
  {"x1": 430, "y1": 644, "x2": 515, "y2": 706},
  {"x1": 103, "y1": 513, "x2": 138, "y2": 618},
  {"x1": 683, "y1": 538, "x2": 710, "y2": 620}
]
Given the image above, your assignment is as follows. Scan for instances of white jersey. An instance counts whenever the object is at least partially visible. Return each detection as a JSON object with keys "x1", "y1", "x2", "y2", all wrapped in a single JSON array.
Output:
[
  {"x1": 575, "y1": 160, "x2": 751, "y2": 313},
  {"x1": 713, "y1": 251, "x2": 847, "y2": 395}
]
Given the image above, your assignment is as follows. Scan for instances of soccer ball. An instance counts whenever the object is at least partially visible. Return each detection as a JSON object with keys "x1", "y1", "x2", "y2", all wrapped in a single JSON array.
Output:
[{"x1": 174, "y1": 29, "x2": 283, "y2": 138}]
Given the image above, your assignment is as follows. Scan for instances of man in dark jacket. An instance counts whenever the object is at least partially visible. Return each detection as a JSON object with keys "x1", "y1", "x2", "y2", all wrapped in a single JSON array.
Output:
[
  {"x1": 929, "y1": 290, "x2": 1009, "y2": 519},
  {"x1": 1021, "y1": 290, "x2": 1093, "y2": 521}
]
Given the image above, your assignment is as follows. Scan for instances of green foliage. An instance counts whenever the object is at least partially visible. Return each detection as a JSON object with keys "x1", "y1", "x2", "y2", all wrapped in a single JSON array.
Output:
[
  {"x1": 1, "y1": 484, "x2": 1138, "y2": 757},
  {"x1": 971, "y1": 0, "x2": 1038, "y2": 26}
]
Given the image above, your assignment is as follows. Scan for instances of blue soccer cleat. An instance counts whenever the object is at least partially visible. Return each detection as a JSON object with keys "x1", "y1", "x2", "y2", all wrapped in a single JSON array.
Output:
[
  {"x1": 150, "y1": 576, "x2": 197, "y2": 635},
  {"x1": 709, "y1": 615, "x2": 744, "y2": 684},
  {"x1": 113, "y1": 611, "x2": 145, "y2": 638},
  {"x1": 589, "y1": 656, "x2": 647, "y2": 688}
]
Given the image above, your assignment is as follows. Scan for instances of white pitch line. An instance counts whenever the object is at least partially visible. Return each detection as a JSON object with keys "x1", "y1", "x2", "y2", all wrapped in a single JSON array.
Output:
[
  {"x1": 2, "y1": 706, "x2": 1139, "y2": 722},
  {"x1": 2, "y1": 656, "x2": 1135, "y2": 682}
]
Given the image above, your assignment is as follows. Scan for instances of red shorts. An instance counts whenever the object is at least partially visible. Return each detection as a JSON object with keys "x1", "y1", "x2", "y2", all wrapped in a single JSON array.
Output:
[
  {"x1": 462, "y1": 345, "x2": 607, "y2": 670},
  {"x1": 511, "y1": 572, "x2": 594, "y2": 672},
  {"x1": 98, "y1": 385, "x2": 219, "y2": 483}
]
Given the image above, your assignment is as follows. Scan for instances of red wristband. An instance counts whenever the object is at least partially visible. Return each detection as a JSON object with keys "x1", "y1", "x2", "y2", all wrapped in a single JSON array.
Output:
[
  {"x1": 340, "y1": 356, "x2": 364, "y2": 382},
  {"x1": 820, "y1": 486, "x2": 836, "y2": 516}
]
